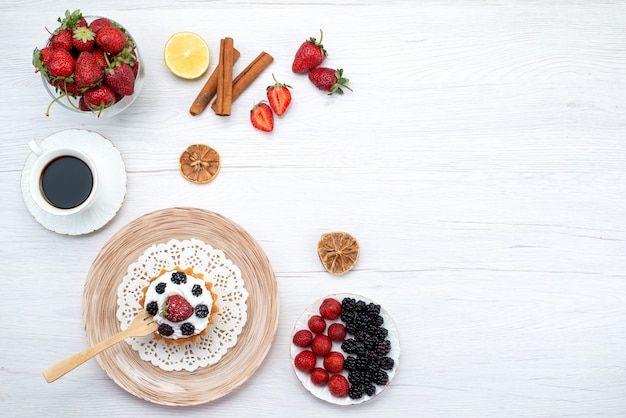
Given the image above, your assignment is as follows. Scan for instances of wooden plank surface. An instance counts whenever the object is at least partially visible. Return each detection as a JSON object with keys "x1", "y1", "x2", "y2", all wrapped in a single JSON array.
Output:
[{"x1": 1, "y1": 1, "x2": 625, "y2": 416}]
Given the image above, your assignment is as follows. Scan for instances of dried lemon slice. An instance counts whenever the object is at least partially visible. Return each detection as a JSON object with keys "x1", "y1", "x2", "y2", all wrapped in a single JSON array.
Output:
[
  {"x1": 317, "y1": 232, "x2": 360, "y2": 275},
  {"x1": 179, "y1": 144, "x2": 220, "y2": 184},
  {"x1": 164, "y1": 32, "x2": 210, "y2": 79}
]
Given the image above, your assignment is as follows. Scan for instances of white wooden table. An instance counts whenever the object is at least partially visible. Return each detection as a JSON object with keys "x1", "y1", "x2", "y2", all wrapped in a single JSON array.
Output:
[{"x1": 2, "y1": 1, "x2": 625, "y2": 416}]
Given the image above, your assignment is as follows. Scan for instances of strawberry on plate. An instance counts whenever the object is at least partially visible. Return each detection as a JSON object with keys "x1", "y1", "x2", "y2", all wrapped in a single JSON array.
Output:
[{"x1": 294, "y1": 350, "x2": 317, "y2": 373}]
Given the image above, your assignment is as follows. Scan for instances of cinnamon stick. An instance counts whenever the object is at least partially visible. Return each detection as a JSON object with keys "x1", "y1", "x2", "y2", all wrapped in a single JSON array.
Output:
[
  {"x1": 214, "y1": 37, "x2": 235, "y2": 116},
  {"x1": 211, "y1": 51, "x2": 274, "y2": 113},
  {"x1": 189, "y1": 48, "x2": 240, "y2": 116}
]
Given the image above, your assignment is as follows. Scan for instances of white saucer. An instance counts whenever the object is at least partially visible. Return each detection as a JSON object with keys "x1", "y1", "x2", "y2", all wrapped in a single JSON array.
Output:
[{"x1": 21, "y1": 129, "x2": 127, "y2": 235}]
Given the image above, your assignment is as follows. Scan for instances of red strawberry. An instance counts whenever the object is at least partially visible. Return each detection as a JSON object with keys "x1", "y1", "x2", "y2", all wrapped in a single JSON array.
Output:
[
  {"x1": 307, "y1": 315, "x2": 326, "y2": 334},
  {"x1": 47, "y1": 48, "x2": 75, "y2": 78},
  {"x1": 294, "y1": 350, "x2": 316, "y2": 373},
  {"x1": 311, "y1": 334, "x2": 332, "y2": 357},
  {"x1": 89, "y1": 17, "x2": 112, "y2": 34},
  {"x1": 319, "y1": 297, "x2": 342, "y2": 320},
  {"x1": 74, "y1": 51, "x2": 103, "y2": 88},
  {"x1": 163, "y1": 294, "x2": 194, "y2": 322},
  {"x1": 78, "y1": 96, "x2": 90, "y2": 111},
  {"x1": 266, "y1": 74, "x2": 292, "y2": 116},
  {"x1": 327, "y1": 323, "x2": 346, "y2": 341},
  {"x1": 104, "y1": 62, "x2": 135, "y2": 96},
  {"x1": 323, "y1": 351, "x2": 344, "y2": 374},
  {"x1": 292, "y1": 329, "x2": 313, "y2": 347},
  {"x1": 39, "y1": 47, "x2": 54, "y2": 66},
  {"x1": 83, "y1": 84, "x2": 116, "y2": 114},
  {"x1": 292, "y1": 30, "x2": 327, "y2": 73},
  {"x1": 96, "y1": 26, "x2": 127, "y2": 54},
  {"x1": 72, "y1": 26, "x2": 95, "y2": 52},
  {"x1": 250, "y1": 102, "x2": 274, "y2": 132},
  {"x1": 92, "y1": 48, "x2": 108, "y2": 70},
  {"x1": 48, "y1": 29, "x2": 73, "y2": 51},
  {"x1": 328, "y1": 374, "x2": 349, "y2": 397},
  {"x1": 310, "y1": 367, "x2": 329, "y2": 385},
  {"x1": 308, "y1": 67, "x2": 352, "y2": 95}
]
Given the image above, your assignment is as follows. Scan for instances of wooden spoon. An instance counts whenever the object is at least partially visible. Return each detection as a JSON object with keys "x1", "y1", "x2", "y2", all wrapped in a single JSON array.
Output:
[{"x1": 43, "y1": 310, "x2": 158, "y2": 383}]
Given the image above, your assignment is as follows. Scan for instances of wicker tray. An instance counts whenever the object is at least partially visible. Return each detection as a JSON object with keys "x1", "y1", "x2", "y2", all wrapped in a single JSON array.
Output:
[{"x1": 83, "y1": 207, "x2": 278, "y2": 406}]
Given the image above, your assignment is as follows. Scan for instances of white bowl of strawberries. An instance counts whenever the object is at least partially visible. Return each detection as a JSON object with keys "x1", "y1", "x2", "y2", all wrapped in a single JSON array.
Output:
[{"x1": 33, "y1": 10, "x2": 144, "y2": 118}]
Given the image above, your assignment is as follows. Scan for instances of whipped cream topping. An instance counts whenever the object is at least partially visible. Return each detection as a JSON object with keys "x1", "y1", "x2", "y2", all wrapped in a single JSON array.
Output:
[{"x1": 144, "y1": 269, "x2": 215, "y2": 340}]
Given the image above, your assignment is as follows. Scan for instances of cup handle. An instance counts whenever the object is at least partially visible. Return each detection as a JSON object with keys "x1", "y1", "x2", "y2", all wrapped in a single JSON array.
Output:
[{"x1": 29, "y1": 139, "x2": 45, "y2": 156}]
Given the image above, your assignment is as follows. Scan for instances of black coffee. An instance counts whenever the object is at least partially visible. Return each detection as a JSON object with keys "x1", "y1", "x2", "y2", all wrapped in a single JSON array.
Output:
[{"x1": 40, "y1": 156, "x2": 93, "y2": 209}]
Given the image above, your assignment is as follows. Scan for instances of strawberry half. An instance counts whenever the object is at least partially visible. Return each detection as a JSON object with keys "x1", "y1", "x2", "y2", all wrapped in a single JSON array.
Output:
[
  {"x1": 266, "y1": 74, "x2": 292, "y2": 116},
  {"x1": 308, "y1": 67, "x2": 352, "y2": 95},
  {"x1": 163, "y1": 295, "x2": 194, "y2": 322},
  {"x1": 292, "y1": 30, "x2": 327, "y2": 73},
  {"x1": 250, "y1": 101, "x2": 274, "y2": 132}
]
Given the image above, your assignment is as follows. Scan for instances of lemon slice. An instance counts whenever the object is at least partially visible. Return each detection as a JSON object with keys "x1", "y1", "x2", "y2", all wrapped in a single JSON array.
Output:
[
  {"x1": 164, "y1": 32, "x2": 210, "y2": 79},
  {"x1": 317, "y1": 232, "x2": 360, "y2": 275}
]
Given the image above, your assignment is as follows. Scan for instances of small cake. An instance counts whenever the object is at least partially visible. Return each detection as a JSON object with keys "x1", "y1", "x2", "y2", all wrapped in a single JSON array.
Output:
[{"x1": 139, "y1": 266, "x2": 218, "y2": 345}]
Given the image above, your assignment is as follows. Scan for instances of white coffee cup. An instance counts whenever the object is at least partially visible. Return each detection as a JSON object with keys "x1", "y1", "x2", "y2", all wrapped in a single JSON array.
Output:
[{"x1": 28, "y1": 139, "x2": 99, "y2": 216}]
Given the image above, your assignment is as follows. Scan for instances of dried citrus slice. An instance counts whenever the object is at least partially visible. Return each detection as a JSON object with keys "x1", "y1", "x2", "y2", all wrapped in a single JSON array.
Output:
[
  {"x1": 179, "y1": 144, "x2": 220, "y2": 184},
  {"x1": 317, "y1": 232, "x2": 359, "y2": 275},
  {"x1": 164, "y1": 32, "x2": 210, "y2": 79}
]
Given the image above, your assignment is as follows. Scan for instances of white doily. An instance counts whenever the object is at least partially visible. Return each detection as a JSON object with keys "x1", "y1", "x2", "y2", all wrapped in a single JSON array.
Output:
[{"x1": 116, "y1": 238, "x2": 248, "y2": 371}]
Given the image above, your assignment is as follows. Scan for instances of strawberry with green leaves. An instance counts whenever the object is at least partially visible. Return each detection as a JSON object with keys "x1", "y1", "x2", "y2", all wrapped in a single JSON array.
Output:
[
  {"x1": 83, "y1": 84, "x2": 116, "y2": 114},
  {"x1": 266, "y1": 74, "x2": 292, "y2": 116},
  {"x1": 308, "y1": 67, "x2": 352, "y2": 95},
  {"x1": 72, "y1": 26, "x2": 95, "y2": 52},
  {"x1": 292, "y1": 30, "x2": 327, "y2": 73},
  {"x1": 105, "y1": 62, "x2": 135, "y2": 96},
  {"x1": 250, "y1": 101, "x2": 274, "y2": 132}
]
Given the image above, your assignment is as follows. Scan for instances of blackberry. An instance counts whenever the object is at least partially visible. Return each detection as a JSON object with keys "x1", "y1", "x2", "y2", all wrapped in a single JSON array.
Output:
[
  {"x1": 158, "y1": 323, "x2": 174, "y2": 337},
  {"x1": 348, "y1": 370, "x2": 368, "y2": 386},
  {"x1": 378, "y1": 356, "x2": 395, "y2": 370},
  {"x1": 341, "y1": 338, "x2": 359, "y2": 354},
  {"x1": 345, "y1": 322, "x2": 359, "y2": 335},
  {"x1": 353, "y1": 356, "x2": 369, "y2": 371},
  {"x1": 171, "y1": 271, "x2": 187, "y2": 284},
  {"x1": 146, "y1": 301, "x2": 159, "y2": 316},
  {"x1": 348, "y1": 384, "x2": 365, "y2": 400},
  {"x1": 372, "y1": 314, "x2": 385, "y2": 327},
  {"x1": 373, "y1": 326, "x2": 388, "y2": 340},
  {"x1": 364, "y1": 383, "x2": 376, "y2": 397},
  {"x1": 372, "y1": 369, "x2": 389, "y2": 386},
  {"x1": 191, "y1": 284, "x2": 203, "y2": 297},
  {"x1": 366, "y1": 302, "x2": 381, "y2": 317},
  {"x1": 353, "y1": 314, "x2": 372, "y2": 330},
  {"x1": 364, "y1": 349, "x2": 379, "y2": 363},
  {"x1": 342, "y1": 297, "x2": 356, "y2": 312},
  {"x1": 195, "y1": 304, "x2": 209, "y2": 318},
  {"x1": 376, "y1": 339, "x2": 392, "y2": 356},
  {"x1": 344, "y1": 356, "x2": 357, "y2": 371},
  {"x1": 355, "y1": 300, "x2": 367, "y2": 313},
  {"x1": 340, "y1": 310, "x2": 355, "y2": 324},
  {"x1": 180, "y1": 322, "x2": 195, "y2": 336},
  {"x1": 155, "y1": 282, "x2": 167, "y2": 294}
]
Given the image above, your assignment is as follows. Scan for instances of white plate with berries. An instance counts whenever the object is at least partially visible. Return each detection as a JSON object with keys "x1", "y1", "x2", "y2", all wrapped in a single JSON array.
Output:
[{"x1": 290, "y1": 293, "x2": 400, "y2": 405}]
